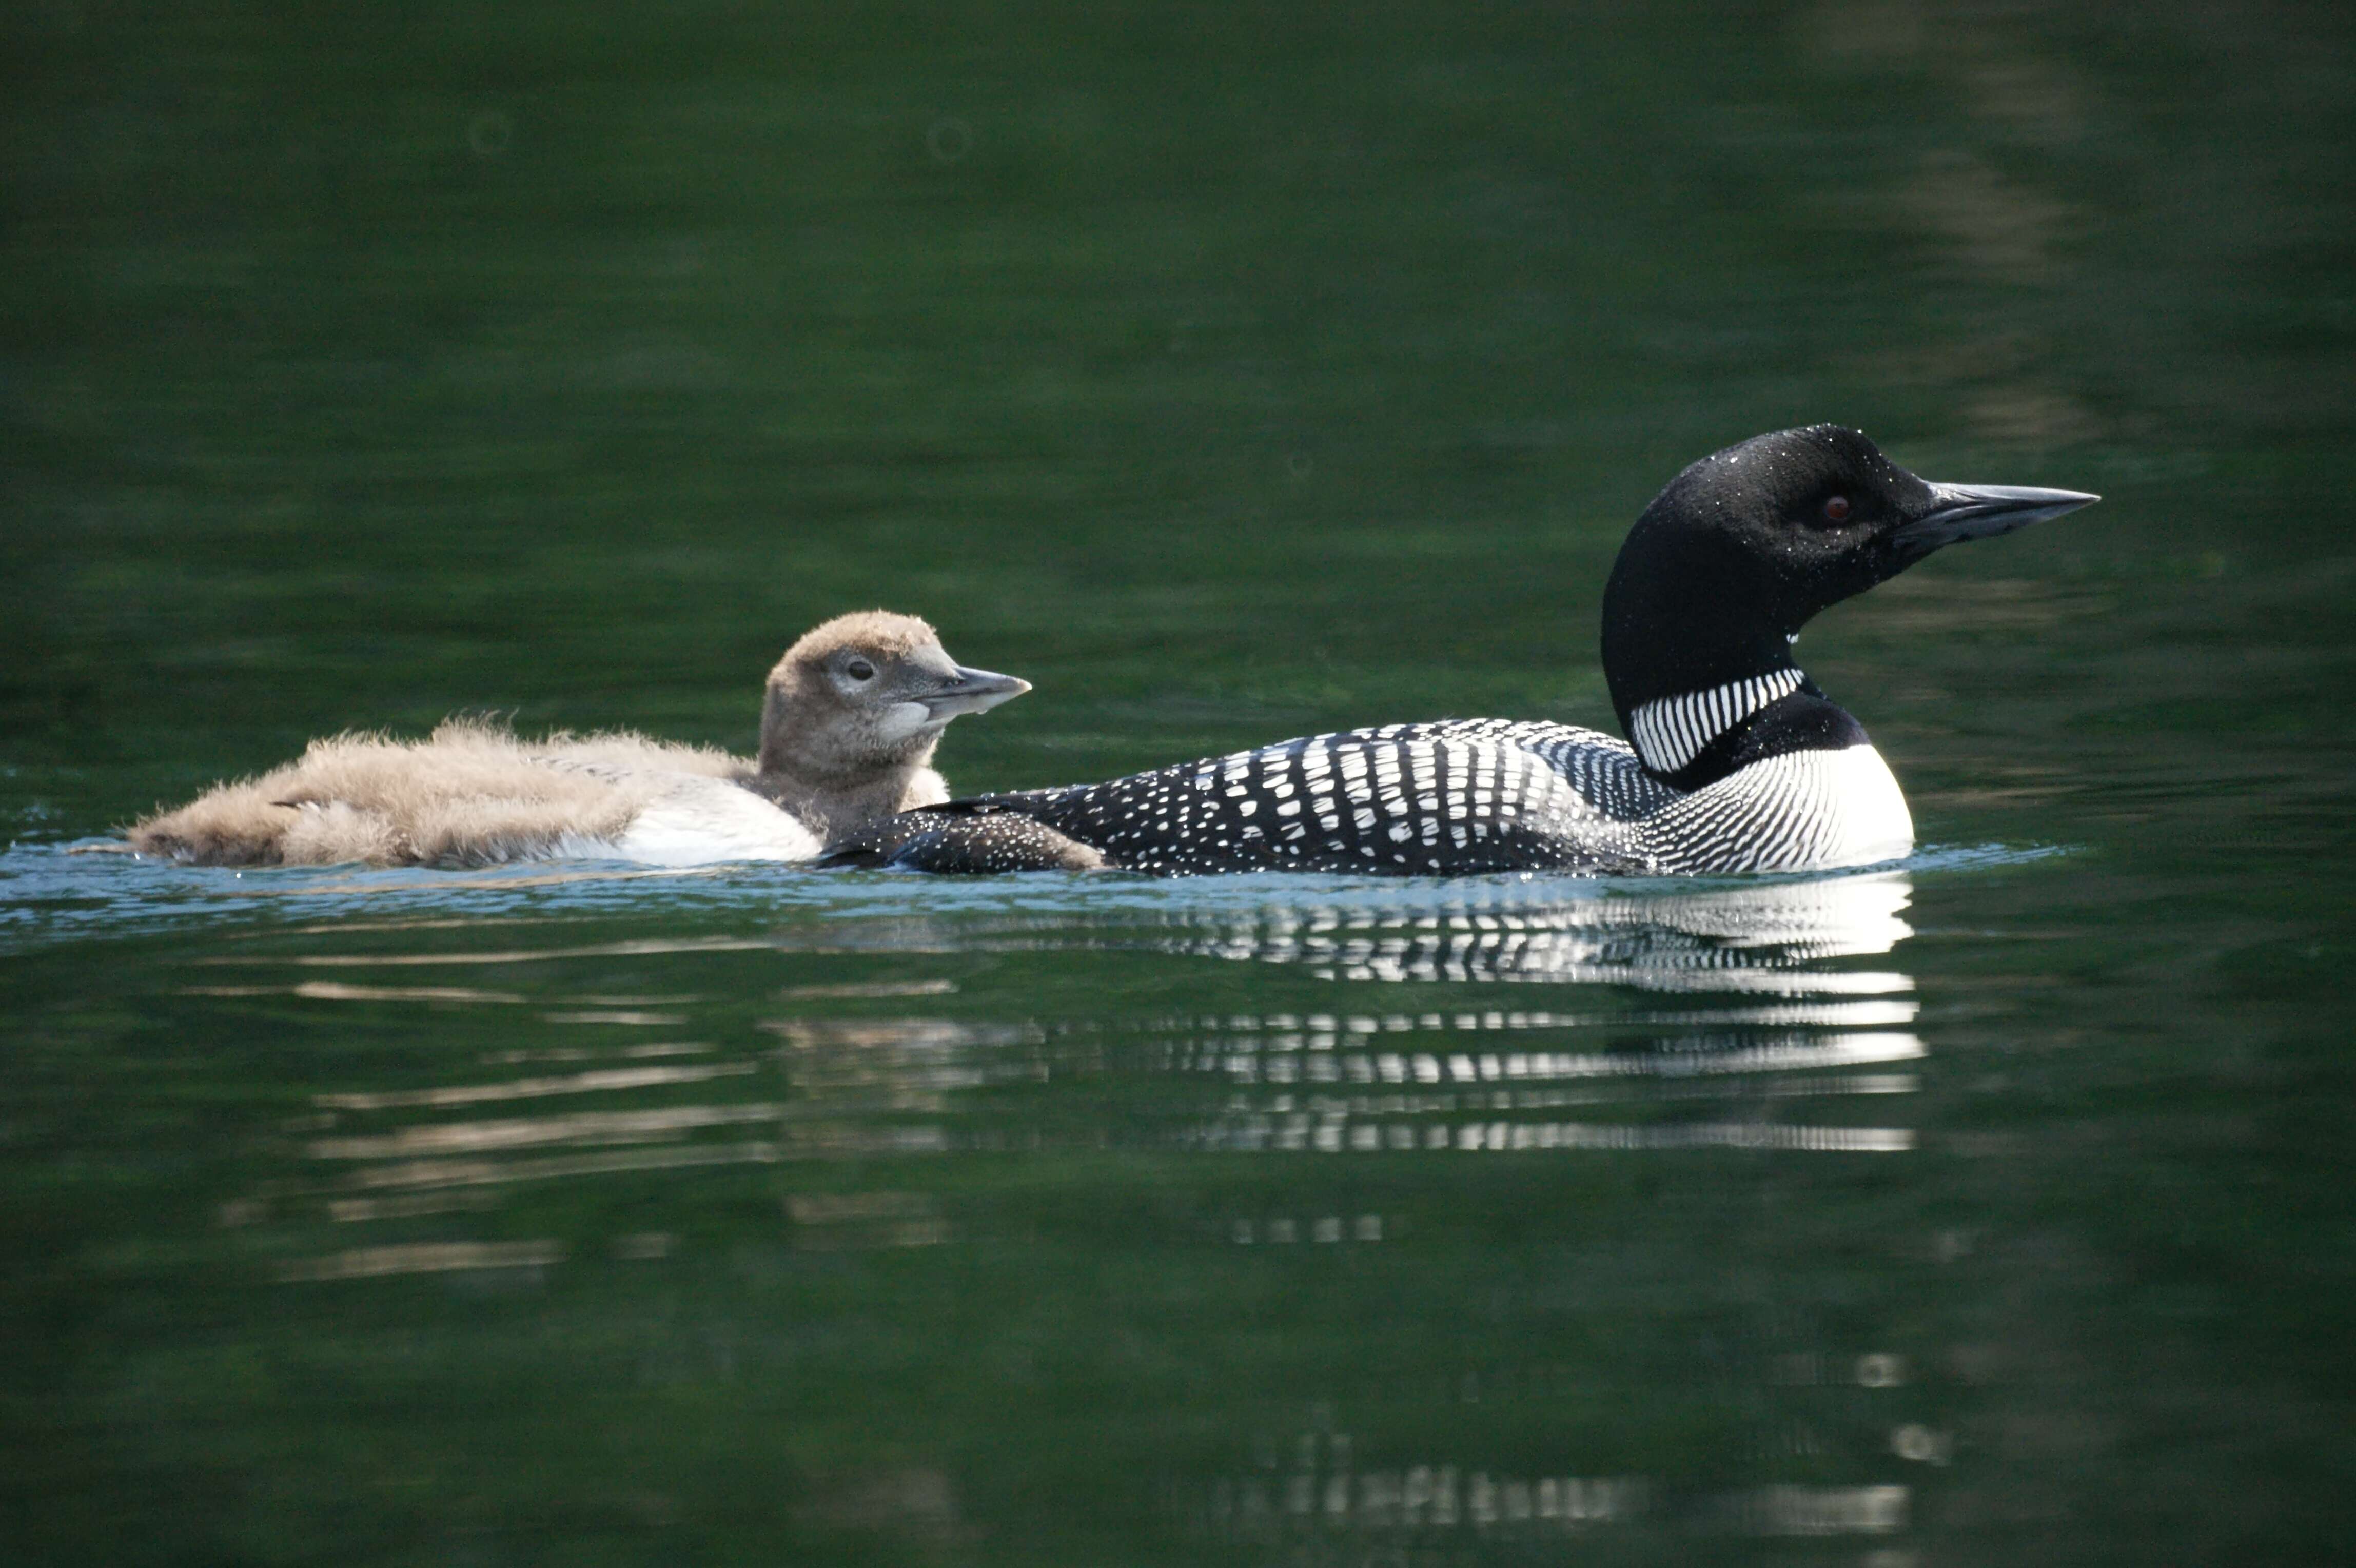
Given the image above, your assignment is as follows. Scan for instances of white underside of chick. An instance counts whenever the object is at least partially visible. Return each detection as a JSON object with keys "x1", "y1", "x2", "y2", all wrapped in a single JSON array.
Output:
[{"x1": 578, "y1": 773, "x2": 830, "y2": 866}]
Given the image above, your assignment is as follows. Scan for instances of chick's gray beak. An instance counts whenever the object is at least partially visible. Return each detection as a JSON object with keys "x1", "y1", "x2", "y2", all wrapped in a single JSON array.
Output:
[
  {"x1": 921, "y1": 665, "x2": 1031, "y2": 719},
  {"x1": 1894, "y1": 482, "x2": 2100, "y2": 561}
]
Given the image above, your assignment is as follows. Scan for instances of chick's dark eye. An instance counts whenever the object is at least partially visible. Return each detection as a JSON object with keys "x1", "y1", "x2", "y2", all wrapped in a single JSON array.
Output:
[
  {"x1": 1821, "y1": 494, "x2": 1852, "y2": 524},
  {"x1": 845, "y1": 658, "x2": 876, "y2": 681}
]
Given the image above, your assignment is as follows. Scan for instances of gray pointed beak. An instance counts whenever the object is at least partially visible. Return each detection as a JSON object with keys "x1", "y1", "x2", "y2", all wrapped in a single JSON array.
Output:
[
  {"x1": 1894, "y1": 482, "x2": 2100, "y2": 560},
  {"x1": 921, "y1": 665, "x2": 1031, "y2": 720}
]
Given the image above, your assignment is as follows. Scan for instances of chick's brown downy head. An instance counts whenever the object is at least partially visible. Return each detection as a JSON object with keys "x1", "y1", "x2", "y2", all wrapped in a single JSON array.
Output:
[{"x1": 758, "y1": 611, "x2": 1029, "y2": 780}]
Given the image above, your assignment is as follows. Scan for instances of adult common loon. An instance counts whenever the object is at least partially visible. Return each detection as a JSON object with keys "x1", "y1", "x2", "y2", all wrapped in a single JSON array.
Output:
[
  {"x1": 824, "y1": 428, "x2": 2095, "y2": 878},
  {"x1": 123, "y1": 612, "x2": 1029, "y2": 868}
]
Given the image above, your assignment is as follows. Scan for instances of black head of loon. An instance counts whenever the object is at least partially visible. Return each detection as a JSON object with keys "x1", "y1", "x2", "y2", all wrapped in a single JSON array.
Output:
[{"x1": 1602, "y1": 425, "x2": 2097, "y2": 781}]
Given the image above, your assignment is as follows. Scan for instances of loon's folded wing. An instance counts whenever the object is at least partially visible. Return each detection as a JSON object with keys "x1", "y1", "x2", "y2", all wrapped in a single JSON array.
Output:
[
  {"x1": 826, "y1": 723, "x2": 1668, "y2": 879},
  {"x1": 978, "y1": 727, "x2": 1655, "y2": 876},
  {"x1": 1408, "y1": 718, "x2": 1678, "y2": 821}
]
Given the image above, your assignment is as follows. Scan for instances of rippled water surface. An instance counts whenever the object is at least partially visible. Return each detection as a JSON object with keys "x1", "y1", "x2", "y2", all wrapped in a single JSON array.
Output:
[{"x1": 5, "y1": 3, "x2": 2352, "y2": 1563}]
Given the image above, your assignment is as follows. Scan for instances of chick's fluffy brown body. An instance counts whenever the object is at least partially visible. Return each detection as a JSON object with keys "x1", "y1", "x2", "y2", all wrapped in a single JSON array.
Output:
[{"x1": 125, "y1": 612, "x2": 1027, "y2": 868}]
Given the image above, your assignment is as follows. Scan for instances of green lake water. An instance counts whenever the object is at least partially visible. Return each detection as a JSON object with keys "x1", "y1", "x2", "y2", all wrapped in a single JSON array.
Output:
[{"x1": 5, "y1": 3, "x2": 2352, "y2": 1562}]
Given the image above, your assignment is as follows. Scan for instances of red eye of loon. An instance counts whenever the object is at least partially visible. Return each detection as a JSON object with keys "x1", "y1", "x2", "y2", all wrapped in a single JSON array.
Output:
[{"x1": 1822, "y1": 494, "x2": 1852, "y2": 523}]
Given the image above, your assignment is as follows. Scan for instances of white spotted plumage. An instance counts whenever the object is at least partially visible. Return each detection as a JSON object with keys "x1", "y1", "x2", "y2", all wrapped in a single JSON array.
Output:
[{"x1": 926, "y1": 710, "x2": 1912, "y2": 878}]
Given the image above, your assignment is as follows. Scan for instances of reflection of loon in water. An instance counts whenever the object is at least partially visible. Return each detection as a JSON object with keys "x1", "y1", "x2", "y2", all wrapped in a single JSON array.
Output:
[
  {"x1": 760, "y1": 872, "x2": 1925, "y2": 1161},
  {"x1": 1117, "y1": 871, "x2": 1915, "y2": 991}
]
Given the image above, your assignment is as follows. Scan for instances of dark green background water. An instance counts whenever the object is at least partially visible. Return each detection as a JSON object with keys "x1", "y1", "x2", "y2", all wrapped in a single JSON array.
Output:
[{"x1": 5, "y1": 3, "x2": 2352, "y2": 1563}]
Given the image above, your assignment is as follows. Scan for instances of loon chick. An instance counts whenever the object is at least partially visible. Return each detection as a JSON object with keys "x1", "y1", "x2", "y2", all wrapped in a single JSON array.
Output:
[
  {"x1": 124, "y1": 612, "x2": 1029, "y2": 868},
  {"x1": 824, "y1": 427, "x2": 2095, "y2": 877}
]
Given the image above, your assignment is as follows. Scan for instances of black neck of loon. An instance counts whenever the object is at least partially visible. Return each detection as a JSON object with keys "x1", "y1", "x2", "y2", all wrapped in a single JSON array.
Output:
[{"x1": 1600, "y1": 526, "x2": 1866, "y2": 789}]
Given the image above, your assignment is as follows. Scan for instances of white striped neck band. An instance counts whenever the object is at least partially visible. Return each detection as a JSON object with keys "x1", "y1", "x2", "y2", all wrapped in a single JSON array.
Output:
[{"x1": 1629, "y1": 668, "x2": 1805, "y2": 776}]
